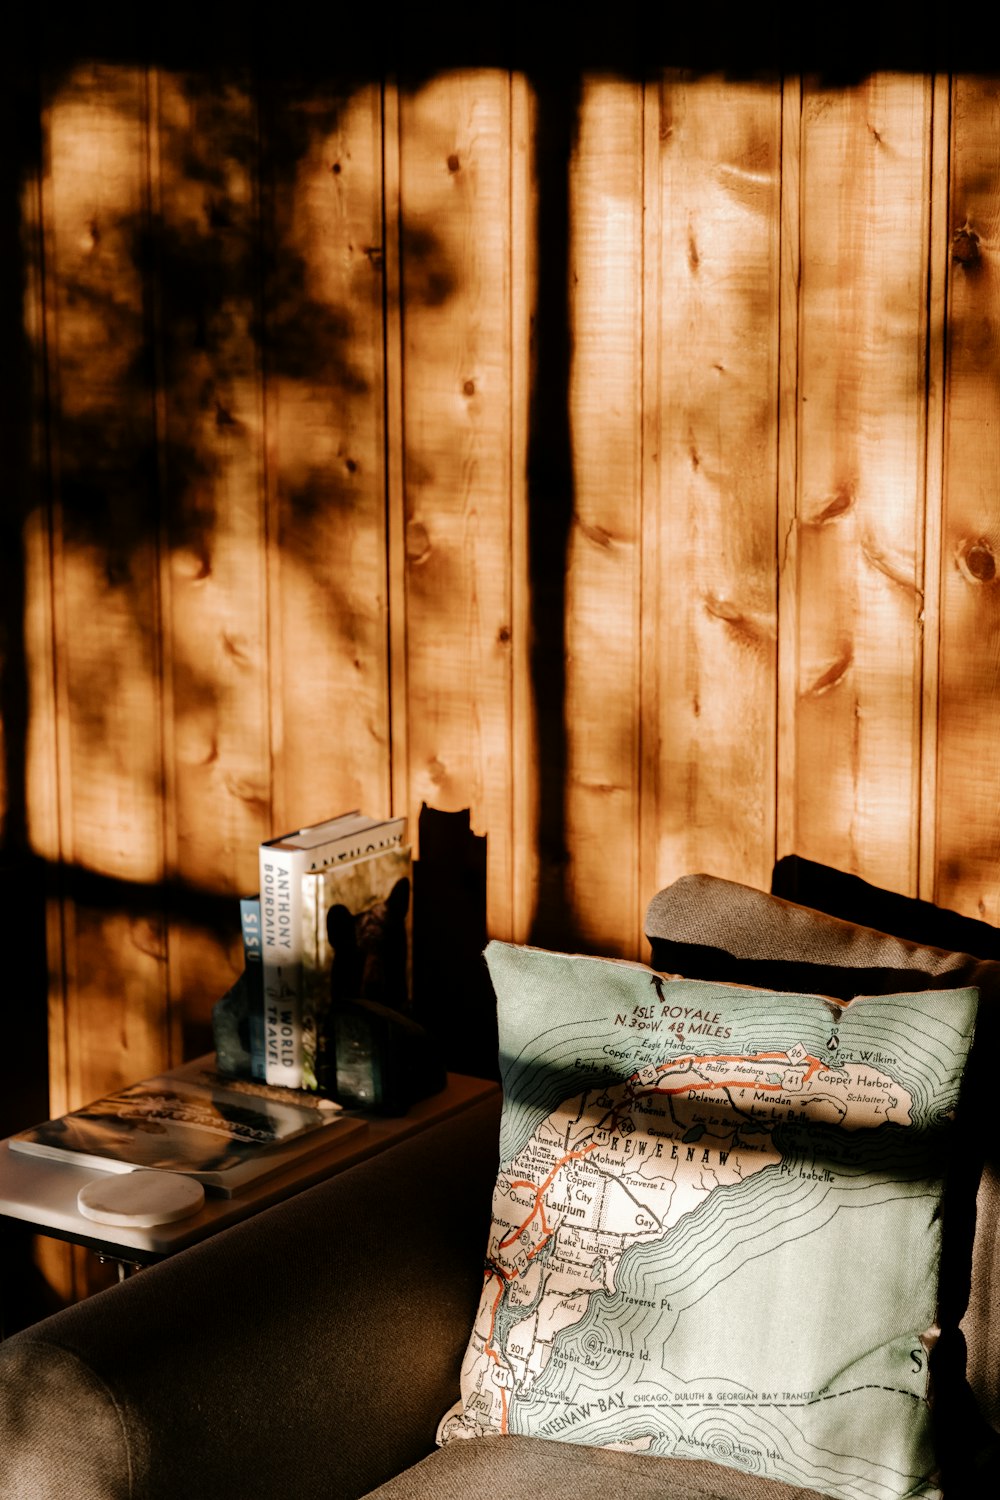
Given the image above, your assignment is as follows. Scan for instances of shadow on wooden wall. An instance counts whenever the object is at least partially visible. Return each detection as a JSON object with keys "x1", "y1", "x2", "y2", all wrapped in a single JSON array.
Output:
[{"x1": 3, "y1": 13, "x2": 1000, "y2": 1315}]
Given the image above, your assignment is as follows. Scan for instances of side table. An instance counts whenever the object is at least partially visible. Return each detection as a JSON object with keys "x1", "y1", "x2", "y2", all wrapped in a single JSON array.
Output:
[{"x1": 0, "y1": 1070, "x2": 499, "y2": 1327}]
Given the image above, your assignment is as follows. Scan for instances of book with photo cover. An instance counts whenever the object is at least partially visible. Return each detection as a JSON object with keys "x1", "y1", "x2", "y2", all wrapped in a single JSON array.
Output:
[
  {"x1": 259, "y1": 810, "x2": 407, "y2": 1087},
  {"x1": 300, "y1": 840, "x2": 413, "y2": 1098},
  {"x1": 9, "y1": 1064, "x2": 366, "y2": 1197}
]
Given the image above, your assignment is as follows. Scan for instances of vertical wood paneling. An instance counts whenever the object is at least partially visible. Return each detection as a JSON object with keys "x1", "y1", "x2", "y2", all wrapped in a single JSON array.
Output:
[
  {"x1": 262, "y1": 81, "x2": 391, "y2": 837},
  {"x1": 20, "y1": 65, "x2": 1000, "y2": 1297},
  {"x1": 565, "y1": 79, "x2": 643, "y2": 955},
  {"x1": 935, "y1": 78, "x2": 1000, "y2": 922},
  {"x1": 397, "y1": 72, "x2": 517, "y2": 938},
  {"x1": 152, "y1": 71, "x2": 272, "y2": 1057},
  {"x1": 783, "y1": 76, "x2": 933, "y2": 896},
  {"x1": 21, "y1": 154, "x2": 63, "y2": 1077},
  {"x1": 39, "y1": 66, "x2": 169, "y2": 1113},
  {"x1": 643, "y1": 74, "x2": 782, "y2": 911},
  {"x1": 20, "y1": 115, "x2": 78, "y2": 1310}
]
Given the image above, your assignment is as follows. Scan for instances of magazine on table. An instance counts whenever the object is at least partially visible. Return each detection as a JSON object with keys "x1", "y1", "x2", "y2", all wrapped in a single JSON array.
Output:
[{"x1": 10, "y1": 1063, "x2": 366, "y2": 1197}]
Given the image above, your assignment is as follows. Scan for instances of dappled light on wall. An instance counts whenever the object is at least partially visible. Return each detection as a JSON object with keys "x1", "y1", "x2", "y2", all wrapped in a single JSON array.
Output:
[{"x1": 12, "y1": 62, "x2": 1000, "y2": 1164}]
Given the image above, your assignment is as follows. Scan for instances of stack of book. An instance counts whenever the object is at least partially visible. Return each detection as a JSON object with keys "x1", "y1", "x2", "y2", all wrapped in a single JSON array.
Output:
[{"x1": 255, "y1": 810, "x2": 412, "y2": 1093}]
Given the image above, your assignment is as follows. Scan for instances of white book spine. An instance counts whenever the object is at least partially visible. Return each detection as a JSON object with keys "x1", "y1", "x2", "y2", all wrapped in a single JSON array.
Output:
[{"x1": 260, "y1": 844, "x2": 305, "y2": 1087}]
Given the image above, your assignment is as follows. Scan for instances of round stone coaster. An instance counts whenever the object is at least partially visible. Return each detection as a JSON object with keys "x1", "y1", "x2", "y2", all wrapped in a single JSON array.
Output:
[{"x1": 77, "y1": 1170, "x2": 205, "y2": 1228}]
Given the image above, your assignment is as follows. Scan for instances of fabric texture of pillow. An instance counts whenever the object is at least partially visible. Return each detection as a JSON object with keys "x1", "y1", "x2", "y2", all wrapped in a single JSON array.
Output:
[{"x1": 439, "y1": 941, "x2": 979, "y2": 1500}]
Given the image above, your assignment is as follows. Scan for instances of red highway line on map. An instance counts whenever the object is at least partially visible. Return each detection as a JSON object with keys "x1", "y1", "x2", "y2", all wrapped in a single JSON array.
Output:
[{"x1": 481, "y1": 1047, "x2": 823, "y2": 1435}]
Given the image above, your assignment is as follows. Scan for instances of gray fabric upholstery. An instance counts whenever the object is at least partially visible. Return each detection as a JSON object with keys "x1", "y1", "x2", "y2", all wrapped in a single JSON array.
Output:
[
  {"x1": 644, "y1": 874, "x2": 997, "y2": 996},
  {"x1": 0, "y1": 1095, "x2": 502, "y2": 1500},
  {"x1": 645, "y1": 873, "x2": 1000, "y2": 1440},
  {"x1": 0, "y1": 1340, "x2": 134, "y2": 1499},
  {"x1": 362, "y1": 1434, "x2": 829, "y2": 1500}
]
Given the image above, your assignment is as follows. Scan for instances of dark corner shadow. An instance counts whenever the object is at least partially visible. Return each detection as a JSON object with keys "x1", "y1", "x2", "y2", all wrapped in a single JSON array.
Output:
[
  {"x1": 525, "y1": 68, "x2": 584, "y2": 954},
  {"x1": 0, "y1": 67, "x2": 47, "y2": 1142},
  {"x1": 0, "y1": 58, "x2": 42, "y2": 861},
  {"x1": 18, "y1": 7, "x2": 990, "y2": 86}
]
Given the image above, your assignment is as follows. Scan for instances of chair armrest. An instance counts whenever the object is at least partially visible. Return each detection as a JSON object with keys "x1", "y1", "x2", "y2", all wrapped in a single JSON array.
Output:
[{"x1": 0, "y1": 1093, "x2": 502, "y2": 1500}]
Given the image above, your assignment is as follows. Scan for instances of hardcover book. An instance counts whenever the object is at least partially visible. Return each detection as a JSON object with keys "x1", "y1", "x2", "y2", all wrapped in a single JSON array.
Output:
[
  {"x1": 300, "y1": 842, "x2": 413, "y2": 1096},
  {"x1": 240, "y1": 895, "x2": 266, "y2": 1081},
  {"x1": 258, "y1": 811, "x2": 406, "y2": 1087},
  {"x1": 9, "y1": 1064, "x2": 364, "y2": 1197}
]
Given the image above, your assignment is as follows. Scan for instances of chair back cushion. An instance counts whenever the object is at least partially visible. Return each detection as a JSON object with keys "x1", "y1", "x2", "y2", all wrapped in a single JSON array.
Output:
[{"x1": 645, "y1": 873, "x2": 1000, "y2": 1441}]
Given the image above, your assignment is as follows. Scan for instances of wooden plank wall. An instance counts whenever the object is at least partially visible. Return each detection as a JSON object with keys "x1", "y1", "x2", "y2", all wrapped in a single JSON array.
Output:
[
  {"x1": 10, "y1": 63, "x2": 1000, "y2": 1292},
  {"x1": 779, "y1": 76, "x2": 935, "y2": 899}
]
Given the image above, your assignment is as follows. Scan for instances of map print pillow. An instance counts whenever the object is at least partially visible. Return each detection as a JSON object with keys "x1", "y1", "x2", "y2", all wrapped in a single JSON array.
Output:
[{"x1": 439, "y1": 942, "x2": 979, "y2": 1500}]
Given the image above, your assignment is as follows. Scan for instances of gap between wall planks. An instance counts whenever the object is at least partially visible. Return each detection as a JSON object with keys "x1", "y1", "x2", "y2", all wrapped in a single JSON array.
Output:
[
  {"x1": 383, "y1": 78, "x2": 410, "y2": 850},
  {"x1": 936, "y1": 77, "x2": 1000, "y2": 924},
  {"x1": 917, "y1": 72, "x2": 951, "y2": 907},
  {"x1": 779, "y1": 74, "x2": 935, "y2": 897},
  {"x1": 509, "y1": 74, "x2": 538, "y2": 946},
  {"x1": 642, "y1": 73, "x2": 782, "y2": 932}
]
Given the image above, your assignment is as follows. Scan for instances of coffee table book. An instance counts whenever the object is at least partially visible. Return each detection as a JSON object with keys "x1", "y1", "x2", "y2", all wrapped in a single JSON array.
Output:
[{"x1": 9, "y1": 1064, "x2": 366, "y2": 1198}]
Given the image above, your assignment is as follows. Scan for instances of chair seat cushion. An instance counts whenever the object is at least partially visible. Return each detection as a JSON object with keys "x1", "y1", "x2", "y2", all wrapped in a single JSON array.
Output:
[{"x1": 363, "y1": 1434, "x2": 830, "y2": 1500}]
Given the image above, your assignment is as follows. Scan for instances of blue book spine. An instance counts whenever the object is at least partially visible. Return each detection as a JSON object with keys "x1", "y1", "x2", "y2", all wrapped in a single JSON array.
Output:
[{"x1": 240, "y1": 897, "x2": 266, "y2": 1082}]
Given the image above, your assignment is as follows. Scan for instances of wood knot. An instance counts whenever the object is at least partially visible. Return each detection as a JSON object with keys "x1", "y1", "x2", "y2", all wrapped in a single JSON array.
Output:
[
  {"x1": 497, "y1": 625, "x2": 511, "y2": 644},
  {"x1": 222, "y1": 632, "x2": 251, "y2": 666},
  {"x1": 447, "y1": 153, "x2": 460, "y2": 173},
  {"x1": 427, "y1": 756, "x2": 447, "y2": 787},
  {"x1": 806, "y1": 486, "x2": 855, "y2": 526},
  {"x1": 703, "y1": 594, "x2": 743, "y2": 624},
  {"x1": 804, "y1": 646, "x2": 854, "y2": 698},
  {"x1": 405, "y1": 520, "x2": 432, "y2": 564},
  {"x1": 104, "y1": 554, "x2": 132, "y2": 588},
  {"x1": 207, "y1": 198, "x2": 232, "y2": 230},
  {"x1": 331, "y1": 161, "x2": 342, "y2": 174},
  {"x1": 224, "y1": 775, "x2": 269, "y2": 811},
  {"x1": 172, "y1": 548, "x2": 211, "y2": 582},
  {"x1": 577, "y1": 519, "x2": 612, "y2": 548},
  {"x1": 130, "y1": 917, "x2": 167, "y2": 962},
  {"x1": 957, "y1": 538, "x2": 997, "y2": 585},
  {"x1": 687, "y1": 224, "x2": 700, "y2": 273},
  {"x1": 463, "y1": 379, "x2": 476, "y2": 396},
  {"x1": 952, "y1": 224, "x2": 981, "y2": 267}
]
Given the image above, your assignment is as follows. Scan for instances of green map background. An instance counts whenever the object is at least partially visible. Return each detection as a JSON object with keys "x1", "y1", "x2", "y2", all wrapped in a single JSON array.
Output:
[{"x1": 456, "y1": 943, "x2": 981, "y2": 1500}]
